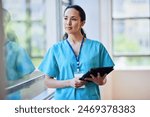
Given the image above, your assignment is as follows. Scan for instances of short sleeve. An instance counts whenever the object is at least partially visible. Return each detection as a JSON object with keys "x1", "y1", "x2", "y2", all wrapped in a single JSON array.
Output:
[
  {"x1": 99, "y1": 44, "x2": 115, "y2": 67},
  {"x1": 16, "y1": 47, "x2": 35, "y2": 78},
  {"x1": 38, "y1": 47, "x2": 59, "y2": 77}
]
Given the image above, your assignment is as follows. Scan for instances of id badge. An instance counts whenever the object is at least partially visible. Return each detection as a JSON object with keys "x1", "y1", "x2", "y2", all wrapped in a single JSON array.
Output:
[{"x1": 74, "y1": 72, "x2": 85, "y2": 88}]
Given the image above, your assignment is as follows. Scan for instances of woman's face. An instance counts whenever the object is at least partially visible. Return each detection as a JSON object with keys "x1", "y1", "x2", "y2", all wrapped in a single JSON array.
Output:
[{"x1": 64, "y1": 8, "x2": 85, "y2": 35}]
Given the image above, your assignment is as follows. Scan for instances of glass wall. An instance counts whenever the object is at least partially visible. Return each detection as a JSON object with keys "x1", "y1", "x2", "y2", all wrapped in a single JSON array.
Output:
[
  {"x1": 1, "y1": 0, "x2": 70, "y2": 99},
  {"x1": 112, "y1": 0, "x2": 150, "y2": 67},
  {"x1": 3, "y1": 0, "x2": 47, "y2": 67}
]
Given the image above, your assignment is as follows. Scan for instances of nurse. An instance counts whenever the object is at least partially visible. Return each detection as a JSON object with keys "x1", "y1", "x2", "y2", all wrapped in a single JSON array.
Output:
[{"x1": 38, "y1": 5, "x2": 114, "y2": 100}]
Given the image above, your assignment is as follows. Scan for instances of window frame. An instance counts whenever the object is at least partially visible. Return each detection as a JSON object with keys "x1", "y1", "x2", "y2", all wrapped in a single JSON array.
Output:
[
  {"x1": 111, "y1": 0, "x2": 150, "y2": 58},
  {"x1": 0, "y1": 0, "x2": 71, "y2": 100},
  {"x1": 0, "y1": 0, "x2": 6, "y2": 99}
]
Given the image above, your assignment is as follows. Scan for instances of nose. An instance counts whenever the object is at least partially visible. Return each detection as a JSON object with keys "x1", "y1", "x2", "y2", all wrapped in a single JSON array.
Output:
[{"x1": 66, "y1": 19, "x2": 71, "y2": 25}]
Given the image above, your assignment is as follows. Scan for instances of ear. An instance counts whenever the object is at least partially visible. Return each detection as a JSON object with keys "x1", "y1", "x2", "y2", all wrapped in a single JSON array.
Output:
[{"x1": 81, "y1": 21, "x2": 85, "y2": 27}]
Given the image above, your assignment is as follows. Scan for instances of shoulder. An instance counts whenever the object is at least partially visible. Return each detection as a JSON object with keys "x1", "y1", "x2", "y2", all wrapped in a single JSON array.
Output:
[
  {"x1": 6, "y1": 41, "x2": 22, "y2": 51},
  {"x1": 53, "y1": 40, "x2": 66, "y2": 48},
  {"x1": 47, "y1": 40, "x2": 66, "y2": 52},
  {"x1": 86, "y1": 38, "x2": 104, "y2": 47}
]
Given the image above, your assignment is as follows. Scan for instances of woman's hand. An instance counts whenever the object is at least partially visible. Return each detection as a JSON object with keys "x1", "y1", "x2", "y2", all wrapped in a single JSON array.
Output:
[
  {"x1": 85, "y1": 73, "x2": 107, "y2": 85},
  {"x1": 69, "y1": 77, "x2": 87, "y2": 88}
]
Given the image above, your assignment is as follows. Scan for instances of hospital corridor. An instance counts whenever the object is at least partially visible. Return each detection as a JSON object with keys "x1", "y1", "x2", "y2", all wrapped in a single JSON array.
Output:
[{"x1": 0, "y1": 0, "x2": 150, "y2": 100}]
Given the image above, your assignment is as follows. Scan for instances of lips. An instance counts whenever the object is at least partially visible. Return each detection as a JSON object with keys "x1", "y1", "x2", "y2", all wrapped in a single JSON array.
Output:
[{"x1": 66, "y1": 27, "x2": 72, "y2": 30}]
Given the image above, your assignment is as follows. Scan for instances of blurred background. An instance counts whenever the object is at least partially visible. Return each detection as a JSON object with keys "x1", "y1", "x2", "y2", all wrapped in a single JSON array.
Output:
[{"x1": 0, "y1": 0, "x2": 150, "y2": 100}]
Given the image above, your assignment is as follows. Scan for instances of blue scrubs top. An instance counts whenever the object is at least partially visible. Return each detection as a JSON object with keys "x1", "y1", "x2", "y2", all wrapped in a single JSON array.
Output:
[
  {"x1": 38, "y1": 39, "x2": 114, "y2": 100},
  {"x1": 5, "y1": 41, "x2": 35, "y2": 80}
]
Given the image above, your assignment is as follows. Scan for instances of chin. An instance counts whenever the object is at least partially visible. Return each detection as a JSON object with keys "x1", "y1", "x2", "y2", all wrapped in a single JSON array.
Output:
[{"x1": 65, "y1": 31, "x2": 73, "y2": 34}]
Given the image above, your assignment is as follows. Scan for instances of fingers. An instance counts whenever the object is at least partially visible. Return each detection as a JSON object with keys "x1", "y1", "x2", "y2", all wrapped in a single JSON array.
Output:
[
  {"x1": 84, "y1": 74, "x2": 94, "y2": 81},
  {"x1": 74, "y1": 79, "x2": 86, "y2": 88},
  {"x1": 97, "y1": 73, "x2": 107, "y2": 79},
  {"x1": 84, "y1": 73, "x2": 108, "y2": 85},
  {"x1": 73, "y1": 73, "x2": 108, "y2": 87},
  {"x1": 90, "y1": 73, "x2": 102, "y2": 79},
  {"x1": 102, "y1": 74, "x2": 107, "y2": 79},
  {"x1": 84, "y1": 78, "x2": 93, "y2": 81},
  {"x1": 86, "y1": 73, "x2": 101, "y2": 80},
  {"x1": 97, "y1": 72, "x2": 100, "y2": 78},
  {"x1": 103, "y1": 78, "x2": 107, "y2": 85},
  {"x1": 90, "y1": 74, "x2": 95, "y2": 79}
]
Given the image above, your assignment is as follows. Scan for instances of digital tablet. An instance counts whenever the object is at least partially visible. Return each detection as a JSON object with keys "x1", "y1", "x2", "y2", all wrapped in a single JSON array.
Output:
[{"x1": 79, "y1": 66, "x2": 114, "y2": 81}]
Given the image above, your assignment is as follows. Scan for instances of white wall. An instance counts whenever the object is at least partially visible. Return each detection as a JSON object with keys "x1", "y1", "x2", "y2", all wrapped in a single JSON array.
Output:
[
  {"x1": 101, "y1": 70, "x2": 150, "y2": 100},
  {"x1": 112, "y1": 70, "x2": 150, "y2": 99},
  {"x1": 73, "y1": 0, "x2": 100, "y2": 40},
  {"x1": 99, "y1": 0, "x2": 150, "y2": 100},
  {"x1": 45, "y1": 0, "x2": 62, "y2": 50}
]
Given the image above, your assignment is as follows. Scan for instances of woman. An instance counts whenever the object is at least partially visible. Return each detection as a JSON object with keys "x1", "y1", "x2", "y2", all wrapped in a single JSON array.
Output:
[{"x1": 38, "y1": 5, "x2": 114, "y2": 100}]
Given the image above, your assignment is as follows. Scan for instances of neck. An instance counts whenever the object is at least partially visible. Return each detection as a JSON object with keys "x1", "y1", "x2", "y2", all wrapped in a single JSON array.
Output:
[{"x1": 68, "y1": 33, "x2": 84, "y2": 44}]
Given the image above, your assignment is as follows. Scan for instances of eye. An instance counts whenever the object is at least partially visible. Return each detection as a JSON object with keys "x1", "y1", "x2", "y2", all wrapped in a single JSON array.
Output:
[
  {"x1": 64, "y1": 17, "x2": 67, "y2": 20},
  {"x1": 71, "y1": 18, "x2": 77, "y2": 21}
]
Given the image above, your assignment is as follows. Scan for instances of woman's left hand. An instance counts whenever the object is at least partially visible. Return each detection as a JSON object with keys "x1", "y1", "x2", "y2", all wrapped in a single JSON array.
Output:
[{"x1": 85, "y1": 73, "x2": 107, "y2": 85}]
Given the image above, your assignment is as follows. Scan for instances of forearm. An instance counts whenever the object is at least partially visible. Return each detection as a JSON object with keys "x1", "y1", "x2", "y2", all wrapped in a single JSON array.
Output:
[{"x1": 44, "y1": 75, "x2": 71, "y2": 88}]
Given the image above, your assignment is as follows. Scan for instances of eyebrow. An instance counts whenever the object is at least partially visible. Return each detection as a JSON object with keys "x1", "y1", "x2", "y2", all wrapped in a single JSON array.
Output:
[{"x1": 64, "y1": 15, "x2": 78, "y2": 18}]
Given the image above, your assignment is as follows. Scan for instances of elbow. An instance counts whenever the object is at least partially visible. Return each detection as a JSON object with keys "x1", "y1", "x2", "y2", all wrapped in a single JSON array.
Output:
[
  {"x1": 44, "y1": 75, "x2": 53, "y2": 88},
  {"x1": 44, "y1": 77, "x2": 49, "y2": 87}
]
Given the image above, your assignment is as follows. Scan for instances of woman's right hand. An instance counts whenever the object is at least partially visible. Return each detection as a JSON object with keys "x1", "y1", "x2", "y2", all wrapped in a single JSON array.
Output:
[{"x1": 69, "y1": 77, "x2": 86, "y2": 88}]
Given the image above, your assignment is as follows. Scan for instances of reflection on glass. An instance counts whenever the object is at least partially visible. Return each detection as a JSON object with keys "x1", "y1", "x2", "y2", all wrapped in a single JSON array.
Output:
[
  {"x1": 3, "y1": 0, "x2": 46, "y2": 68},
  {"x1": 6, "y1": 72, "x2": 46, "y2": 100},
  {"x1": 113, "y1": 19, "x2": 150, "y2": 55},
  {"x1": 10, "y1": 23, "x2": 27, "y2": 48},
  {"x1": 3, "y1": 9, "x2": 35, "y2": 99},
  {"x1": 2, "y1": 0, "x2": 54, "y2": 100},
  {"x1": 113, "y1": 0, "x2": 150, "y2": 18},
  {"x1": 5, "y1": 41, "x2": 35, "y2": 80},
  {"x1": 2, "y1": 0, "x2": 26, "y2": 21},
  {"x1": 31, "y1": 23, "x2": 45, "y2": 57}
]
